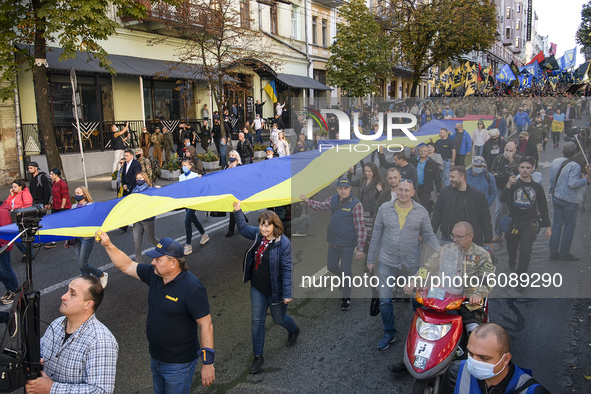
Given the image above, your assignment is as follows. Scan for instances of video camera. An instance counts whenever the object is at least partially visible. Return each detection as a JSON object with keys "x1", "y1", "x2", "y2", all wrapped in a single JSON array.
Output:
[{"x1": 0, "y1": 205, "x2": 45, "y2": 391}]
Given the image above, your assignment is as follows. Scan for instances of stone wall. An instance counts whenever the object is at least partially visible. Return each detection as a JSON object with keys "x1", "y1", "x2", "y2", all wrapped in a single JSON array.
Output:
[{"x1": 0, "y1": 81, "x2": 19, "y2": 185}]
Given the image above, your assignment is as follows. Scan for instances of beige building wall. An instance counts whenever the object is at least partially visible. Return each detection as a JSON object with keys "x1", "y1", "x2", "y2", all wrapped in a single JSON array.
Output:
[{"x1": 0, "y1": 80, "x2": 20, "y2": 185}]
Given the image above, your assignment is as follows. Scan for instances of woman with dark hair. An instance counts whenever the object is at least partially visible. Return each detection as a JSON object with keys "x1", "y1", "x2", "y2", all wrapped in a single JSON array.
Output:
[
  {"x1": 233, "y1": 200, "x2": 299, "y2": 375},
  {"x1": 65, "y1": 187, "x2": 108, "y2": 288},
  {"x1": 348, "y1": 161, "x2": 383, "y2": 259},
  {"x1": 45, "y1": 168, "x2": 71, "y2": 248},
  {"x1": 131, "y1": 171, "x2": 160, "y2": 263},
  {"x1": 1, "y1": 179, "x2": 33, "y2": 211}
]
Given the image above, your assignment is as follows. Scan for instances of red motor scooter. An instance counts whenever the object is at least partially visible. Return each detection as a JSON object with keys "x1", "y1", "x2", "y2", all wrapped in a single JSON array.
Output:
[{"x1": 402, "y1": 286, "x2": 488, "y2": 394}]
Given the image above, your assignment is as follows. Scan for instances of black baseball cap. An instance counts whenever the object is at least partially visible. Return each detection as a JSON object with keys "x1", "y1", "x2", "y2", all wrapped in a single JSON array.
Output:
[
  {"x1": 28, "y1": 161, "x2": 39, "y2": 168},
  {"x1": 146, "y1": 238, "x2": 184, "y2": 258}
]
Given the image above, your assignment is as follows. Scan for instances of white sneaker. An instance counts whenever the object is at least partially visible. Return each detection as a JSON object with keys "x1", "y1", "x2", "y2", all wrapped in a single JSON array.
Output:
[
  {"x1": 100, "y1": 273, "x2": 109, "y2": 289},
  {"x1": 199, "y1": 234, "x2": 210, "y2": 245},
  {"x1": 184, "y1": 244, "x2": 193, "y2": 255}
]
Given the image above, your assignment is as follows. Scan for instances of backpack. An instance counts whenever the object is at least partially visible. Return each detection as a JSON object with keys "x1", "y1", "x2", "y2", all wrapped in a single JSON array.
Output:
[{"x1": 36, "y1": 172, "x2": 51, "y2": 188}]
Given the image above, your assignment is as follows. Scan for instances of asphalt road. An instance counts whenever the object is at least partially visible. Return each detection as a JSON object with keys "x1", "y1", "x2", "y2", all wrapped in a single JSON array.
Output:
[{"x1": 2, "y1": 131, "x2": 591, "y2": 393}]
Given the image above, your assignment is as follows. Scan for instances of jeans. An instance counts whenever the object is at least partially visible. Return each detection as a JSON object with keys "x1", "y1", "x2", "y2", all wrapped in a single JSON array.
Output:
[
  {"x1": 551, "y1": 131, "x2": 561, "y2": 145},
  {"x1": 256, "y1": 129, "x2": 263, "y2": 144},
  {"x1": 516, "y1": 124, "x2": 527, "y2": 134},
  {"x1": 473, "y1": 145, "x2": 484, "y2": 157},
  {"x1": 506, "y1": 219, "x2": 538, "y2": 274},
  {"x1": 0, "y1": 251, "x2": 18, "y2": 293},
  {"x1": 377, "y1": 263, "x2": 403, "y2": 338},
  {"x1": 549, "y1": 197, "x2": 579, "y2": 256},
  {"x1": 150, "y1": 357, "x2": 197, "y2": 394},
  {"x1": 74, "y1": 238, "x2": 103, "y2": 278},
  {"x1": 112, "y1": 149, "x2": 124, "y2": 173},
  {"x1": 185, "y1": 209, "x2": 205, "y2": 245},
  {"x1": 133, "y1": 220, "x2": 159, "y2": 263},
  {"x1": 443, "y1": 159, "x2": 451, "y2": 186},
  {"x1": 250, "y1": 286, "x2": 297, "y2": 356},
  {"x1": 326, "y1": 245, "x2": 355, "y2": 298},
  {"x1": 14, "y1": 242, "x2": 25, "y2": 255},
  {"x1": 494, "y1": 194, "x2": 505, "y2": 236}
]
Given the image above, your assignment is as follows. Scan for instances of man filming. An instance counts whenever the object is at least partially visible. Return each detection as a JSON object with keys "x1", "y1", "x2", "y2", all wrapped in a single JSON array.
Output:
[{"x1": 25, "y1": 276, "x2": 118, "y2": 394}]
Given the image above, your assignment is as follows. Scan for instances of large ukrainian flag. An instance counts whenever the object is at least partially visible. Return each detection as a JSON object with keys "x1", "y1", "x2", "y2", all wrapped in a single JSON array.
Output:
[{"x1": 0, "y1": 124, "x2": 442, "y2": 242}]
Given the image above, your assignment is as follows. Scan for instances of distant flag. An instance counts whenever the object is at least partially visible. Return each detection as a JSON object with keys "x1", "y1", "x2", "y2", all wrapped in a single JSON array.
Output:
[
  {"x1": 527, "y1": 51, "x2": 545, "y2": 66},
  {"x1": 518, "y1": 74, "x2": 532, "y2": 91},
  {"x1": 452, "y1": 66, "x2": 463, "y2": 89},
  {"x1": 548, "y1": 75, "x2": 559, "y2": 90},
  {"x1": 541, "y1": 55, "x2": 560, "y2": 71},
  {"x1": 549, "y1": 42, "x2": 557, "y2": 55},
  {"x1": 496, "y1": 64, "x2": 516, "y2": 84},
  {"x1": 519, "y1": 60, "x2": 543, "y2": 80},
  {"x1": 464, "y1": 64, "x2": 478, "y2": 96},
  {"x1": 264, "y1": 80, "x2": 278, "y2": 103},
  {"x1": 560, "y1": 48, "x2": 577, "y2": 70},
  {"x1": 574, "y1": 61, "x2": 591, "y2": 81},
  {"x1": 478, "y1": 63, "x2": 484, "y2": 82},
  {"x1": 509, "y1": 61, "x2": 520, "y2": 82}
]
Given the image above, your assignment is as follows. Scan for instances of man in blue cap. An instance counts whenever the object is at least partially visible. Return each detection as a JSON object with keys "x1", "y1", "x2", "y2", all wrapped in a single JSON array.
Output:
[
  {"x1": 300, "y1": 178, "x2": 367, "y2": 311},
  {"x1": 96, "y1": 233, "x2": 216, "y2": 391}
]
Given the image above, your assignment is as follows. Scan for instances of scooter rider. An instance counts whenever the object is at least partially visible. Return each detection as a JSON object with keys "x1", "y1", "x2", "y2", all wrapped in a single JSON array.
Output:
[
  {"x1": 389, "y1": 222, "x2": 496, "y2": 375},
  {"x1": 405, "y1": 221, "x2": 495, "y2": 333},
  {"x1": 440, "y1": 323, "x2": 551, "y2": 393}
]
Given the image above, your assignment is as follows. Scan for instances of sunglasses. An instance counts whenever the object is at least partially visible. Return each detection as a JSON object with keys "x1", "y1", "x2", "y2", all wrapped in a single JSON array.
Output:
[{"x1": 400, "y1": 178, "x2": 414, "y2": 184}]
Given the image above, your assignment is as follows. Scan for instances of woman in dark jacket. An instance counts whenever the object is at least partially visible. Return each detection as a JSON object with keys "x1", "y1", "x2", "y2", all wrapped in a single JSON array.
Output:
[
  {"x1": 347, "y1": 162, "x2": 383, "y2": 259},
  {"x1": 233, "y1": 200, "x2": 300, "y2": 375}
]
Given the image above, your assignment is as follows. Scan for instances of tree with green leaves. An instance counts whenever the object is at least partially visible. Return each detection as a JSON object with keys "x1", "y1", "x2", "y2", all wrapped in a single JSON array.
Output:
[
  {"x1": 326, "y1": 0, "x2": 392, "y2": 97},
  {"x1": 155, "y1": 0, "x2": 280, "y2": 137},
  {"x1": 0, "y1": 0, "x2": 164, "y2": 175},
  {"x1": 383, "y1": 0, "x2": 497, "y2": 97},
  {"x1": 576, "y1": 1, "x2": 591, "y2": 51}
]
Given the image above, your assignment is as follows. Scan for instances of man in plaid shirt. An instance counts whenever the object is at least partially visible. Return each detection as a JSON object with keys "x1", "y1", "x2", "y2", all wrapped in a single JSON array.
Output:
[
  {"x1": 25, "y1": 276, "x2": 118, "y2": 393},
  {"x1": 300, "y1": 178, "x2": 366, "y2": 311}
]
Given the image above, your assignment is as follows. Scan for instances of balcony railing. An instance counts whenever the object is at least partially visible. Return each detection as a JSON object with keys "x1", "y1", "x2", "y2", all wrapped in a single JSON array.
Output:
[{"x1": 21, "y1": 119, "x2": 206, "y2": 155}]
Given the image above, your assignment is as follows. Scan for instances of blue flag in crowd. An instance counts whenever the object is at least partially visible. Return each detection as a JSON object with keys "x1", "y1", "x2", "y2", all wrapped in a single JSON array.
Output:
[
  {"x1": 496, "y1": 64, "x2": 516, "y2": 84},
  {"x1": 559, "y1": 48, "x2": 577, "y2": 71}
]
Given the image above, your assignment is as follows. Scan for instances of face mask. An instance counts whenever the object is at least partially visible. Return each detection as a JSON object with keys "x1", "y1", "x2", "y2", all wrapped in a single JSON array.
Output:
[
  {"x1": 229, "y1": 157, "x2": 237, "y2": 163},
  {"x1": 181, "y1": 166, "x2": 190, "y2": 173},
  {"x1": 186, "y1": 142, "x2": 190, "y2": 146},
  {"x1": 472, "y1": 167, "x2": 484, "y2": 175},
  {"x1": 467, "y1": 354, "x2": 507, "y2": 380},
  {"x1": 221, "y1": 140, "x2": 226, "y2": 145},
  {"x1": 137, "y1": 179, "x2": 146, "y2": 186},
  {"x1": 455, "y1": 127, "x2": 459, "y2": 132},
  {"x1": 136, "y1": 154, "x2": 141, "y2": 159},
  {"x1": 74, "y1": 195, "x2": 85, "y2": 202}
]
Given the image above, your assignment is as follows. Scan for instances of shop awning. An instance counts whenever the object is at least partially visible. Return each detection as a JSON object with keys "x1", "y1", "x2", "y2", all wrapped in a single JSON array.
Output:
[
  {"x1": 32, "y1": 46, "x2": 205, "y2": 80},
  {"x1": 276, "y1": 73, "x2": 332, "y2": 90}
]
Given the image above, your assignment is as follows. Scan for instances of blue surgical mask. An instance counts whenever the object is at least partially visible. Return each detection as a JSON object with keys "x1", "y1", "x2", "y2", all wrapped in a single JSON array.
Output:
[
  {"x1": 74, "y1": 195, "x2": 84, "y2": 202},
  {"x1": 229, "y1": 157, "x2": 237, "y2": 163},
  {"x1": 186, "y1": 142, "x2": 190, "y2": 146},
  {"x1": 472, "y1": 167, "x2": 484, "y2": 175},
  {"x1": 137, "y1": 179, "x2": 146, "y2": 186},
  {"x1": 467, "y1": 354, "x2": 507, "y2": 380},
  {"x1": 182, "y1": 166, "x2": 190, "y2": 173}
]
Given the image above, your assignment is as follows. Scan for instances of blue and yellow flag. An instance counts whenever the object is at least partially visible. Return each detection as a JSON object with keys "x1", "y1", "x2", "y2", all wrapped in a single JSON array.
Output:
[
  {"x1": 0, "y1": 125, "x2": 443, "y2": 242},
  {"x1": 560, "y1": 48, "x2": 577, "y2": 71},
  {"x1": 496, "y1": 64, "x2": 516, "y2": 84},
  {"x1": 264, "y1": 80, "x2": 278, "y2": 103}
]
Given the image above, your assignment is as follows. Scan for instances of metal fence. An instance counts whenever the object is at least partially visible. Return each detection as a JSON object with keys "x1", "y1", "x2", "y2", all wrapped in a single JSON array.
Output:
[{"x1": 21, "y1": 119, "x2": 210, "y2": 155}]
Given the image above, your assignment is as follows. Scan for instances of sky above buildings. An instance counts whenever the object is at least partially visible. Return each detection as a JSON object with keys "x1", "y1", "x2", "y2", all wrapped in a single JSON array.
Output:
[{"x1": 535, "y1": 0, "x2": 587, "y2": 65}]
